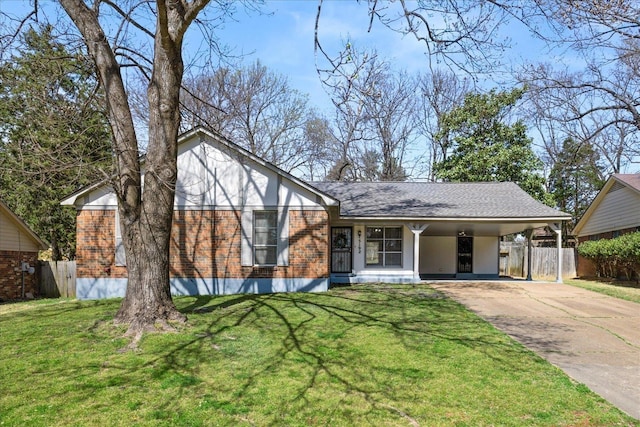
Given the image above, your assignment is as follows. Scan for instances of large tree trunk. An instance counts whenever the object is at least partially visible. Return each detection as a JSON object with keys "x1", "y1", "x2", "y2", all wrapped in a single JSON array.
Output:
[
  {"x1": 114, "y1": 196, "x2": 184, "y2": 333},
  {"x1": 60, "y1": 0, "x2": 208, "y2": 335},
  {"x1": 114, "y1": 3, "x2": 187, "y2": 332}
]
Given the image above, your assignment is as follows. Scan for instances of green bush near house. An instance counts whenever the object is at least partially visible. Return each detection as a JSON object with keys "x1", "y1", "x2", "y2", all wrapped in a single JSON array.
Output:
[
  {"x1": 1, "y1": 285, "x2": 637, "y2": 426},
  {"x1": 578, "y1": 232, "x2": 640, "y2": 280}
]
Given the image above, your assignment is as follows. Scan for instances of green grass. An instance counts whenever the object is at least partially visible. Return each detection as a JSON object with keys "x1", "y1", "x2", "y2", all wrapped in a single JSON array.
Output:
[
  {"x1": 1, "y1": 284, "x2": 637, "y2": 426},
  {"x1": 566, "y1": 278, "x2": 640, "y2": 303}
]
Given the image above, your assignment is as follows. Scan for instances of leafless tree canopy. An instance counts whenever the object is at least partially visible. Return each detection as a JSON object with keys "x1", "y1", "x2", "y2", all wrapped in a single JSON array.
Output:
[{"x1": 180, "y1": 60, "x2": 326, "y2": 177}]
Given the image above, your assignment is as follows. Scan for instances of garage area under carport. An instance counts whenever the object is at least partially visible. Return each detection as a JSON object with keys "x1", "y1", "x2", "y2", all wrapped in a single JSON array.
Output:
[{"x1": 415, "y1": 218, "x2": 567, "y2": 282}]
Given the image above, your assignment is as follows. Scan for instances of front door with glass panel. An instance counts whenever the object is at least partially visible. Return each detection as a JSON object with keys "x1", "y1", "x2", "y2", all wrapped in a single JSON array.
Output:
[{"x1": 331, "y1": 227, "x2": 352, "y2": 273}]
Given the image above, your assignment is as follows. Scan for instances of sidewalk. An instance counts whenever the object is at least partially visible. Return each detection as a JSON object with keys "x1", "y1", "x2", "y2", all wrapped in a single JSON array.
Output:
[{"x1": 429, "y1": 281, "x2": 640, "y2": 420}]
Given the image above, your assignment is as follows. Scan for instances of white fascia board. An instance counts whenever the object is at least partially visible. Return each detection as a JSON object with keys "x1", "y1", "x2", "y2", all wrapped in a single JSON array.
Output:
[{"x1": 337, "y1": 216, "x2": 571, "y2": 222}]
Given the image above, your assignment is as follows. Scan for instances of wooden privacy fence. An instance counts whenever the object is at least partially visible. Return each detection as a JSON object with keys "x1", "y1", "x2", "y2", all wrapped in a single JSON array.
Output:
[
  {"x1": 39, "y1": 261, "x2": 76, "y2": 298},
  {"x1": 500, "y1": 244, "x2": 577, "y2": 279},
  {"x1": 530, "y1": 247, "x2": 577, "y2": 280}
]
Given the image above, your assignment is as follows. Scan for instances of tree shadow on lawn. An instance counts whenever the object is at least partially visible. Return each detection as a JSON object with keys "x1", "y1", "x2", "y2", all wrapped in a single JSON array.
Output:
[
  {"x1": 0, "y1": 287, "x2": 598, "y2": 427},
  {"x1": 123, "y1": 284, "x2": 565, "y2": 424}
]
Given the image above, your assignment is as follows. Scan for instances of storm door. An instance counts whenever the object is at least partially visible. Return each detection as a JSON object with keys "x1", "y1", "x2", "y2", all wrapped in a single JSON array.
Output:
[
  {"x1": 457, "y1": 236, "x2": 473, "y2": 273},
  {"x1": 331, "y1": 227, "x2": 352, "y2": 273}
]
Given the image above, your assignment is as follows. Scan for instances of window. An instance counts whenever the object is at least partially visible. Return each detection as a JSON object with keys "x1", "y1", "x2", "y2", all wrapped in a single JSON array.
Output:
[
  {"x1": 365, "y1": 226, "x2": 402, "y2": 267},
  {"x1": 114, "y1": 210, "x2": 126, "y2": 266},
  {"x1": 254, "y1": 211, "x2": 277, "y2": 265}
]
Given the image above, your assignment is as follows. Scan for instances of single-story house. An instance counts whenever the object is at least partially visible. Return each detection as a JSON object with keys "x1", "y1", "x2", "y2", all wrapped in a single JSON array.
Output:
[
  {"x1": 62, "y1": 127, "x2": 570, "y2": 299},
  {"x1": 0, "y1": 199, "x2": 47, "y2": 300},
  {"x1": 573, "y1": 173, "x2": 640, "y2": 277}
]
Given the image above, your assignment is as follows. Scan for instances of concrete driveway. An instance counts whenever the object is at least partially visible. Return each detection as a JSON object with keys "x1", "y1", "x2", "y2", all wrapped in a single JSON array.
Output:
[{"x1": 429, "y1": 280, "x2": 640, "y2": 420}]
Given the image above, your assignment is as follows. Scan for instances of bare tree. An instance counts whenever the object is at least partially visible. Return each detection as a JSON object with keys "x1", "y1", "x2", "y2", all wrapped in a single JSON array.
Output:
[
  {"x1": 522, "y1": 60, "x2": 640, "y2": 175},
  {"x1": 321, "y1": 44, "x2": 382, "y2": 181},
  {"x1": 314, "y1": 1, "x2": 517, "y2": 78},
  {"x1": 364, "y1": 69, "x2": 417, "y2": 181},
  {"x1": 49, "y1": 0, "x2": 257, "y2": 336},
  {"x1": 318, "y1": 43, "x2": 423, "y2": 181},
  {"x1": 313, "y1": 1, "x2": 540, "y2": 182},
  {"x1": 302, "y1": 113, "x2": 337, "y2": 181},
  {"x1": 518, "y1": 1, "x2": 640, "y2": 174},
  {"x1": 181, "y1": 60, "x2": 326, "y2": 176}
]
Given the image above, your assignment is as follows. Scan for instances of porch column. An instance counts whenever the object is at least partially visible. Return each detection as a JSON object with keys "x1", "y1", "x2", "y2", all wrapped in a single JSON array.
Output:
[
  {"x1": 408, "y1": 224, "x2": 428, "y2": 281},
  {"x1": 525, "y1": 229, "x2": 533, "y2": 281},
  {"x1": 550, "y1": 223, "x2": 563, "y2": 283}
]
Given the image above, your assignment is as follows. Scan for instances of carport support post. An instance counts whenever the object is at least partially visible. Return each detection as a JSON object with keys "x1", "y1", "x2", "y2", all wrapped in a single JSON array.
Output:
[
  {"x1": 549, "y1": 223, "x2": 563, "y2": 283},
  {"x1": 525, "y1": 229, "x2": 533, "y2": 281},
  {"x1": 408, "y1": 224, "x2": 428, "y2": 281}
]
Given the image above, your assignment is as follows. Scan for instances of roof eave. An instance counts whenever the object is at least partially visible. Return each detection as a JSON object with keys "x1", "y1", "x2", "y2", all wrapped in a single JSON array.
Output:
[
  {"x1": 0, "y1": 200, "x2": 48, "y2": 250},
  {"x1": 336, "y1": 215, "x2": 571, "y2": 222}
]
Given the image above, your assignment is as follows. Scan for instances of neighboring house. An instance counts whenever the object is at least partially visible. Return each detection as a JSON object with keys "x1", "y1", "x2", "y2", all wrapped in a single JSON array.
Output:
[
  {"x1": 0, "y1": 199, "x2": 47, "y2": 300},
  {"x1": 572, "y1": 174, "x2": 640, "y2": 277},
  {"x1": 62, "y1": 127, "x2": 570, "y2": 300}
]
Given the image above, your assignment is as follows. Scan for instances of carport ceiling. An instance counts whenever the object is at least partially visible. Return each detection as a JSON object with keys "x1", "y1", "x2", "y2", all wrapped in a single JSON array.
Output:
[{"x1": 419, "y1": 220, "x2": 555, "y2": 237}]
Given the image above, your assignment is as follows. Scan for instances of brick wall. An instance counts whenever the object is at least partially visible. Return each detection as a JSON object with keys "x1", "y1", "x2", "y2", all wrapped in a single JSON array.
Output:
[
  {"x1": 76, "y1": 209, "x2": 330, "y2": 281},
  {"x1": 289, "y1": 210, "x2": 329, "y2": 278},
  {"x1": 0, "y1": 250, "x2": 39, "y2": 300},
  {"x1": 76, "y1": 210, "x2": 127, "y2": 279}
]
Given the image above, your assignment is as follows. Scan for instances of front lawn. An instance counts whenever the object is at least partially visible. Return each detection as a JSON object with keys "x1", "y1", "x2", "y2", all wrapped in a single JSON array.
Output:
[
  {"x1": 566, "y1": 278, "x2": 640, "y2": 303},
  {"x1": 1, "y1": 284, "x2": 636, "y2": 426}
]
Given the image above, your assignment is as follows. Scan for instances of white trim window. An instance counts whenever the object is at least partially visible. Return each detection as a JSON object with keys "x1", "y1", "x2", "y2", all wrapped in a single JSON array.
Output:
[
  {"x1": 253, "y1": 211, "x2": 278, "y2": 265},
  {"x1": 365, "y1": 226, "x2": 402, "y2": 267}
]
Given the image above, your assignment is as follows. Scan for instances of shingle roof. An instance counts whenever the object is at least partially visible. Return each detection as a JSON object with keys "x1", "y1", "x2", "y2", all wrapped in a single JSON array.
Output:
[
  {"x1": 312, "y1": 181, "x2": 569, "y2": 219},
  {"x1": 613, "y1": 174, "x2": 640, "y2": 192}
]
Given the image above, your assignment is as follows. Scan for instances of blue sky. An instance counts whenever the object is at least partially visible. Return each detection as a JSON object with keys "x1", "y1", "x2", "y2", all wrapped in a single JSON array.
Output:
[
  {"x1": 192, "y1": 1, "x2": 554, "y2": 115},
  {"x1": 197, "y1": 1, "x2": 431, "y2": 115},
  {"x1": 1, "y1": 0, "x2": 554, "y2": 115},
  {"x1": 202, "y1": 2, "x2": 480, "y2": 113}
]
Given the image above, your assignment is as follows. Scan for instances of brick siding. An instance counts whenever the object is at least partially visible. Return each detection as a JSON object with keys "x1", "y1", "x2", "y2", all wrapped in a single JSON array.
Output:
[
  {"x1": 75, "y1": 210, "x2": 127, "y2": 279},
  {"x1": 76, "y1": 209, "x2": 330, "y2": 280},
  {"x1": 0, "y1": 250, "x2": 39, "y2": 300}
]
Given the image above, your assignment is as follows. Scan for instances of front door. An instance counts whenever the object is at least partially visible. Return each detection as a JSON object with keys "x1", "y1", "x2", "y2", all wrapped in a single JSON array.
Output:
[
  {"x1": 457, "y1": 236, "x2": 473, "y2": 273},
  {"x1": 331, "y1": 227, "x2": 353, "y2": 273}
]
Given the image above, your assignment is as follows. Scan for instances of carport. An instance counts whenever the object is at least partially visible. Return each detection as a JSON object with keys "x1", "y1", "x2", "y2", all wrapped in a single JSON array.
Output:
[{"x1": 315, "y1": 181, "x2": 571, "y2": 284}]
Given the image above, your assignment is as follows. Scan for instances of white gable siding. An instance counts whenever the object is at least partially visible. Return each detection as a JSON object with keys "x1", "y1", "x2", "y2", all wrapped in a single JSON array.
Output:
[
  {"x1": 77, "y1": 186, "x2": 118, "y2": 209},
  {"x1": 174, "y1": 135, "x2": 323, "y2": 210},
  {"x1": 0, "y1": 209, "x2": 39, "y2": 252},
  {"x1": 279, "y1": 178, "x2": 322, "y2": 208},
  {"x1": 579, "y1": 186, "x2": 640, "y2": 236},
  {"x1": 243, "y1": 163, "x2": 279, "y2": 207},
  {"x1": 78, "y1": 133, "x2": 325, "y2": 211}
]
